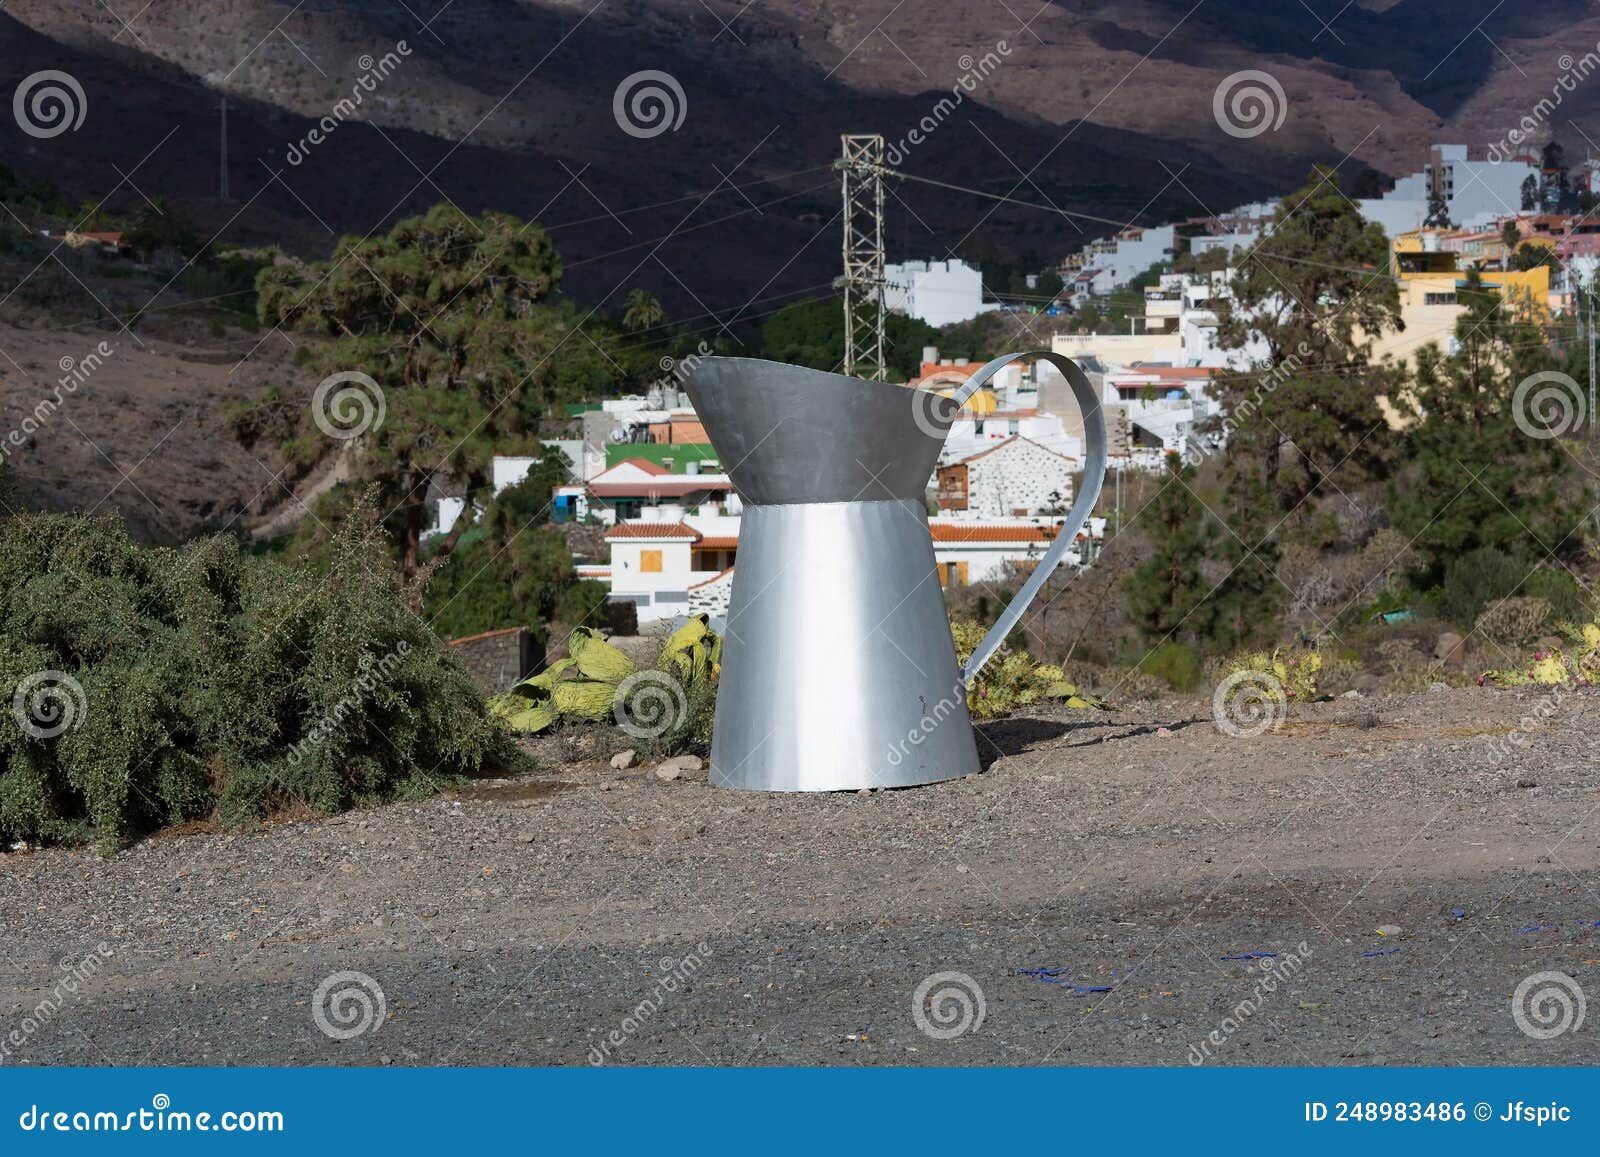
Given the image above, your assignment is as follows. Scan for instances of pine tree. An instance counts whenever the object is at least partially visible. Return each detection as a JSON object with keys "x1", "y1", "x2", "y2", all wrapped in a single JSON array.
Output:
[
  {"x1": 1213, "y1": 166, "x2": 1403, "y2": 513},
  {"x1": 1387, "y1": 271, "x2": 1591, "y2": 579},
  {"x1": 241, "y1": 204, "x2": 619, "y2": 580},
  {"x1": 1122, "y1": 452, "x2": 1222, "y2": 645},
  {"x1": 1212, "y1": 469, "x2": 1282, "y2": 649}
]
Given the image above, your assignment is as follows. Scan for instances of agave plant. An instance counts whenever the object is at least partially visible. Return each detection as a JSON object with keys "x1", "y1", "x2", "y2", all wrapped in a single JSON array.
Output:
[{"x1": 489, "y1": 617, "x2": 721, "y2": 734}]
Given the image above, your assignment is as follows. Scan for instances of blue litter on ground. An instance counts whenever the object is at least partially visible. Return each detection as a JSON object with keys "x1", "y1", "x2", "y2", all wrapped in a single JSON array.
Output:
[
  {"x1": 1517, "y1": 924, "x2": 1553, "y2": 934},
  {"x1": 1450, "y1": 908, "x2": 1467, "y2": 920},
  {"x1": 1014, "y1": 967, "x2": 1127, "y2": 994},
  {"x1": 1220, "y1": 952, "x2": 1278, "y2": 960},
  {"x1": 1361, "y1": 947, "x2": 1402, "y2": 958}
]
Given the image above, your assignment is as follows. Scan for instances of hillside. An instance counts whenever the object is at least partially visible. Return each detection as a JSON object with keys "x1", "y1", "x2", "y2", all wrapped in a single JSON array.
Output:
[{"x1": 8, "y1": 1, "x2": 1600, "y2": 309}]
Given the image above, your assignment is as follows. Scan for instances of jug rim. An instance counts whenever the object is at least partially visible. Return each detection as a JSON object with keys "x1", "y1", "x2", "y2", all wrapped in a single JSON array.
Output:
[{"x1": 693, "y1": 354, "x2": 954, "y2": 397}]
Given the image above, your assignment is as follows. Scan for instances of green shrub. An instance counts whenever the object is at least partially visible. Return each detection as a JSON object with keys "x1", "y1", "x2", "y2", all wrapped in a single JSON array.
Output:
[
  {"x1": 1135, "y1": 642, "x2": 1204, "y2": 692},
  {"x1": 1523, "y1": 568, "x2": 1586, "y2": 624},
  {"x1": 0, "y1": 500, "x2": 522, "y2": 850},
  {"x1": 1439, "y1": 547, "x2": 1524, "y2": 626}
]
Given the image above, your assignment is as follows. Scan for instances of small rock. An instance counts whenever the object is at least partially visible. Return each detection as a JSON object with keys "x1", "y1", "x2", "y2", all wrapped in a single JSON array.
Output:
[
  {"x1": 373, "y1": 915, "x2": 388, "y2": 927},
  {"x1": 1342, "y1": 689, "x2": 1363, "y2": 699},
  {"x1": 519, "y1": 832, "x2": 536, "y2": 843},
  {"x1": 1156, "y1": 727, "x2": 1172, "y2": 737},
  {"x1": 1376, "y1": 924, "x2": 1402, "y2": 937},
  {"x1": 656, "y1": 754, "x2": 703, "y2": 779},
  {"x1": 1427, "y1": 681, "x2": 1449, "y2": 693},
  {"x1": 955, "y1": 863, "x2": 970, "y2": 874},
  {"x1": 610, "y1": 750, "x2": 637, "y2": 770},
  {"x1": 1516, "y1": 777, "x2": 1538, "y2": 789},
  {"x1": 857, "y1": 788, "x2": 870, "y2": 796}
]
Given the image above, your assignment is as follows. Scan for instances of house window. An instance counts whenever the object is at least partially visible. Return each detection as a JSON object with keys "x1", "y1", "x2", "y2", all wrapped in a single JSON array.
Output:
[
  {"x1": 640, "y1": 549, "x2": 663, "y2": 573},
  {"x1": 1424, "y1": 292, "x2": 1456, "y2": 305},
  {"x1": 939, "y1": 561, "x2": 969, "y2": 587}
]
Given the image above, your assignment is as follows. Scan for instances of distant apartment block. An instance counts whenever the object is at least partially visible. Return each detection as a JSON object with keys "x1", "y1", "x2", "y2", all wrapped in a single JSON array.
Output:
[
  {"x1": 883, "y1": 257, "x2": 998, "y2": 326},
  {"x1": 1359, "y1": 144, "x2": 1538, "y2": 238}
]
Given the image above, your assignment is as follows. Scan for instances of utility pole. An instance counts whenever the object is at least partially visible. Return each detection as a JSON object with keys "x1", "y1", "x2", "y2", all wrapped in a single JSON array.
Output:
[
  {"x1": 219, "y1": 96, "x2": 230, "y2": 201},
  {"x1": 1580, "y1": 272, "x2": 1593, "y2": 438},
  {"x1": 837, "y1": 134, "x2": 886, "y2": 380}
]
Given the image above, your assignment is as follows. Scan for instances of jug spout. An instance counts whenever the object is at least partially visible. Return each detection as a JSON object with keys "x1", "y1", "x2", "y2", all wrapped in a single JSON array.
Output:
[{"x1": 684, "y1": 357, "x2": 949, "y2": 505}]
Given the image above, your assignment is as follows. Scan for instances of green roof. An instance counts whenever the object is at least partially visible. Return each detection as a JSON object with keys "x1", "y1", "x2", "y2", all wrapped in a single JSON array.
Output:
[{"x1": 605, "y1": 443, "x2": 721, "y2": 473}]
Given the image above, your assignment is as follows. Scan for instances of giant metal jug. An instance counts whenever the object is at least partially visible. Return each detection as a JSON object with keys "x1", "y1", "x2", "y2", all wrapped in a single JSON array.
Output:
[{"x1": 684, "y1": 351, "x2": 1106, "y2": 791}]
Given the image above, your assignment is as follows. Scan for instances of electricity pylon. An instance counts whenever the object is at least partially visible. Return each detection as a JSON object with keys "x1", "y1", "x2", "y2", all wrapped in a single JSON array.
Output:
[{"x1": 838, "y1": 134, "x2": 886, "y2": 380}]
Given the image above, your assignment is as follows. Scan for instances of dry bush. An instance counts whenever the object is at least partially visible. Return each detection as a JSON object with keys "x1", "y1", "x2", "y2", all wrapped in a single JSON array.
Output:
[{"x1": 1474, "y1": 596, "x2": 1551, "y2": 645}]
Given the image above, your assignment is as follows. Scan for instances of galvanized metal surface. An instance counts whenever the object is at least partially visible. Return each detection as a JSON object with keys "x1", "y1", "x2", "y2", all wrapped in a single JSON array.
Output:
[
  {"x1": 685, "y1": 358, "x2": 948, "y2": 504},
  {"x1": 708, "y1": 499, "x2": 980, "y2": 791},
  {"x1": 685, "y1": 352, "x2": 1105, "y2": 792}
]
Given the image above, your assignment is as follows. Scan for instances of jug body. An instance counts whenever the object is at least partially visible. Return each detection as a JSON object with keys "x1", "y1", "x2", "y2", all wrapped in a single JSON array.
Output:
[{"x1": 711, "y1": 497, "x2": 980, "y2": 790}]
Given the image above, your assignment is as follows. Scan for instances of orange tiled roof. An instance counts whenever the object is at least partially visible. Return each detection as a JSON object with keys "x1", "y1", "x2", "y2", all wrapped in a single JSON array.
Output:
[
  {"x1": 605, "y1": 521, "x2": 700, "y2": 540},
  {"x1": 929, "y1": 524, "x2": 1059, "y2": 543},
  {"x1": 694, "y1": 537, "x2": 739, "y2": 550},
  {"x1": 605, "y1": 457, "x2": 673, "y2": 476}
]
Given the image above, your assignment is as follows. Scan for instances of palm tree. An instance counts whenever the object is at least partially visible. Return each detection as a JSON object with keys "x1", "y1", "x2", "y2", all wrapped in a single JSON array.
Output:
[{"x1": 622, "y1": 288, "x2": 664, "y2": 332}]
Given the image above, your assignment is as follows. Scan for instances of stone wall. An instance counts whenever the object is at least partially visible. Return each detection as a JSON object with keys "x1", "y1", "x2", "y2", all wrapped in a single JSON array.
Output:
[{"x1": 447, "y1": 627, "x2": 538, "y2": 693}]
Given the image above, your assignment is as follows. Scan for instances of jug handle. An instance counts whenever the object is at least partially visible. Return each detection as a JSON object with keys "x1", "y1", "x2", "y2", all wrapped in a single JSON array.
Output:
[{"x1": 952, "y1": 351, "x2": 1108, "y2": 683}]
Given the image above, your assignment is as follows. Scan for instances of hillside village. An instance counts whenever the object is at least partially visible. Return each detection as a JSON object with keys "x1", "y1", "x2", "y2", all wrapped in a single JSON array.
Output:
[{"x1": 436, "y1": 140, "x2": 1594, "y2": 638}]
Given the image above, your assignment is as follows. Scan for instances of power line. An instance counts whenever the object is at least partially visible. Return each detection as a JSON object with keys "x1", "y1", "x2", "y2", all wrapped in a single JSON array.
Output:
[{"x1": 887, "y1": 169, "x2": 1147, "y2": 231}]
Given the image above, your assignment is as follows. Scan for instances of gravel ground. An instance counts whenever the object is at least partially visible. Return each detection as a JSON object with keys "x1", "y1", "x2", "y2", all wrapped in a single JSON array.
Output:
[{"x1": 3, "y1": 686, "x2": 1600, "y2": 1066}]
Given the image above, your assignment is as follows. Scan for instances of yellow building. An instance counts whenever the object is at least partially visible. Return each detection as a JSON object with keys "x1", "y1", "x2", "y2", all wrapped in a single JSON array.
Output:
[{"x1": 1391, "y1": 230, "x2": 1550, "y2": 319}]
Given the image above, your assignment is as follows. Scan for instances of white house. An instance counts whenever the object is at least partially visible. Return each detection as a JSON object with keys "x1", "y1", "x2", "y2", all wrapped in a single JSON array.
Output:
[
  {"x1": 426, "y1": 450, "x2": 580, "y2": 538},
  {"x1": 597, "y1": 519, "x2": 739, "y2": 623},
  {"x1": 928, "y1": 517, "x2": 1105, "y2": 585},
  {"x1": 884, "y1": 258, "x2": 999, "y2": 326},
  {"x1": 577, "y1": 457, "x2": 737, "y2": 525},
  {"x1": 936, "y1": 436, "x2": 1077, "y2": 518}
]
